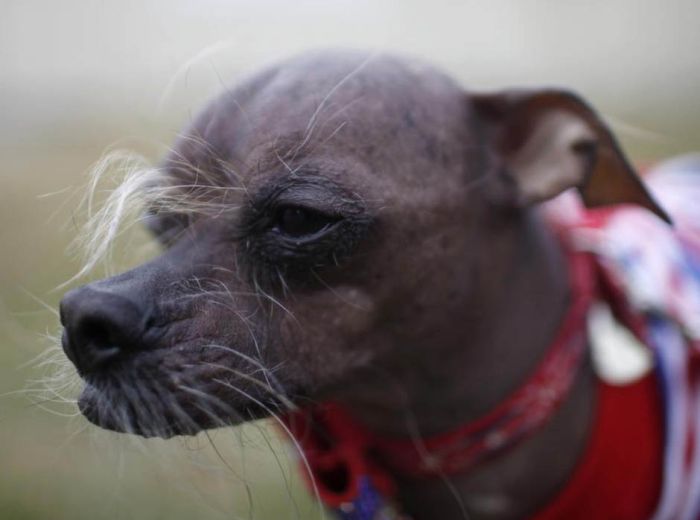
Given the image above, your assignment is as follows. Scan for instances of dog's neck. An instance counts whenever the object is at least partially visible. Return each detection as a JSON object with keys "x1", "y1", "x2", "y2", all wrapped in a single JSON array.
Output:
[{"x1": 333, "y1": 211, "x2": 597, "y2": 519}]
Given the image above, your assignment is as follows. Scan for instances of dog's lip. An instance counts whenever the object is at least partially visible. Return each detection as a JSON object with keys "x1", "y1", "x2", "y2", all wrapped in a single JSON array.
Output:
[
  {"x1": 76, "y1": 353, "x2": 132, "y2": 386},
  {"x1": 72, "y1": 337, "x2": 295, "y2": 437},
  {"x1": 77, "y1": 376, "x2": 279, "y2": 438},
  {"x1": 77, "y1": 382, "x2": 200, "y2": 438},
  {"x1": 74, "y1": 339, "x2": 183, "y2": 384},
  {"x1": 77, "y1": 383, "x2": 129, "y2": 433}
]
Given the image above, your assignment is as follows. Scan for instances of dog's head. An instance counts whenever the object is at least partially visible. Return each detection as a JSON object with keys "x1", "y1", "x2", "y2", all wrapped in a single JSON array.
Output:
[{"x1": 59, "y1": 50, "x2": 667, "y2": 437}]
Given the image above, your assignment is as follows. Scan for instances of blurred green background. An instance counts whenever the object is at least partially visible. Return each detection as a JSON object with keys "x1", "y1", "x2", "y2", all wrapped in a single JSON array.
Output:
[{"x1": 2, "y1": 1, "x2": 699, "y2": 518}]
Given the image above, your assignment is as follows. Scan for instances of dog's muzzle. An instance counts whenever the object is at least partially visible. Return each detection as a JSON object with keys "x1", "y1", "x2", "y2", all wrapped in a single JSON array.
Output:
[{"x1": 60, "y1": 286, "x2": 153, "y2": 376}]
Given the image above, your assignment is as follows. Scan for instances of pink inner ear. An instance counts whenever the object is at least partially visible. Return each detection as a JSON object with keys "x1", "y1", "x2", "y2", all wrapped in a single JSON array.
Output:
[
  {"x1": 505, "y1": 110, "x2": 599, "y2": 205},
  {"x1": 471, "y1": 89, "x2": 671, "y2": 222}
]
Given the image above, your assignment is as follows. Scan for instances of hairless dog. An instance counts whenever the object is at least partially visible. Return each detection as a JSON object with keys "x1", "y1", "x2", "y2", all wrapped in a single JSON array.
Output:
[{"x1": 59, "y1": 50, "x2": 683, "y2": 519}]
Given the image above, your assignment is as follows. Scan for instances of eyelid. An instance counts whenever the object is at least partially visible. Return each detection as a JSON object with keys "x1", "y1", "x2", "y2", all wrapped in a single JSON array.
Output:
[
  {"x1": 239, "y1": 175, "x2": 369, "y2": 239},
  {"x1": 272, "y1": 201, "x2": 342, "y2": 222},
  {"x1": 257, "y1": 186, "x2": 344, "y2": 215}
]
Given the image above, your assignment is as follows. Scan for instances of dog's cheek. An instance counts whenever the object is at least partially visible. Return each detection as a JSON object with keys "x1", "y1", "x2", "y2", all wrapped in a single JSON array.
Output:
[
  {"x1": 278, "y1": 286, "x2": 379, "y2": 386},
  {"x1": 324, "y1": 286, "x2": 376, "y2": 335}
]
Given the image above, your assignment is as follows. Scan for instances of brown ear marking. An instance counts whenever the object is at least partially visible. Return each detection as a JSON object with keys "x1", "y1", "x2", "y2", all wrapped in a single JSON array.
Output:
[{"x1": 471, "y1": 89, "x2": 672, "y2": 224}]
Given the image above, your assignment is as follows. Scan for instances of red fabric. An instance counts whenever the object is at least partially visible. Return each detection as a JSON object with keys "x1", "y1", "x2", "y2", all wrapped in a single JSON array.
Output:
[
  {"x1": 283, "y1": 403, "x2": 397, "y2": 507},
  {"x1": 531, "y1": 375, "x2": 664, "y2": 520}
]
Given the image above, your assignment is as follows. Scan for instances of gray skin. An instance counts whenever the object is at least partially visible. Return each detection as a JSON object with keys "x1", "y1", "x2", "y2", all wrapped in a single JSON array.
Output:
[{"x1": 59, "y1": 50, "x2": 667, "y2": 519}]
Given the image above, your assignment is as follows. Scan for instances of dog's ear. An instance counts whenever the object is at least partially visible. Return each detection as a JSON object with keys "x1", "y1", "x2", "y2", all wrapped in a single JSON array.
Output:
[{"x1": 471, "y1": 89, "x2": 670, "y2": 222}]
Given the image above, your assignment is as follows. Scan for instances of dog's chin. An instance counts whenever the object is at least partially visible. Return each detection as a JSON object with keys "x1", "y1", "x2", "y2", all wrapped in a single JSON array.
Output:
[{"x1": 77, "y1": 379, "x2": 273, "y2": 439}]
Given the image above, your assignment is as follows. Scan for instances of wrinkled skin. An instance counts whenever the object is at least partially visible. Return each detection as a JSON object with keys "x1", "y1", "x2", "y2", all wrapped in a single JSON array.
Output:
[
  {"x1": 61, "y1": 52, "x2": 495, "y2": 436},
  {"x1": 60, "y1": 50, "x2": 664, "y2": 519}
]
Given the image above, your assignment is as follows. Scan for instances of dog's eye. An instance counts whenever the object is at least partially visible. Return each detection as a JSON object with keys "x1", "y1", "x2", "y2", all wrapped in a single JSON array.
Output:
[{"x1": 274, "y1": 206, "x2": 337, "y2": 238}]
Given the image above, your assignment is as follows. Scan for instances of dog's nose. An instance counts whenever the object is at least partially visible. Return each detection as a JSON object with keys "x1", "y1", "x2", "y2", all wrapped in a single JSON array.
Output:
[{"x1": 60, "y1": 286, "x2": 151, "y2": 375}]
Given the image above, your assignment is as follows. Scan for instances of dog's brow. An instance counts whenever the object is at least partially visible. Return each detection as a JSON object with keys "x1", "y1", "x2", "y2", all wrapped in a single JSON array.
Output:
[
  {"x1": 247, "y1": 131, "x2": 318, "y2": 174},
  {"x1": 247, "y1": 172, "x2": 351, "y2": 211}
]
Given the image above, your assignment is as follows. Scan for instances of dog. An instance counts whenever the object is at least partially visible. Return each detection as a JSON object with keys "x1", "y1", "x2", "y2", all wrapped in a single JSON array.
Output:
[{"x1": 59, "y1": 50, "x2": 700, "y2": 519}]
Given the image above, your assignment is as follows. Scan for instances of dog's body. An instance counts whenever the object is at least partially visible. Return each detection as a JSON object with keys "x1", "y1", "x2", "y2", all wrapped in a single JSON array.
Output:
[{"x1": 58, "y1": 50, "x2": 698, "y2": 519}]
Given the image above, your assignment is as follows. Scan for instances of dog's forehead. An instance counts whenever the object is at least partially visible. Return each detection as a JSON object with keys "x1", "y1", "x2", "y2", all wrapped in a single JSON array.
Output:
[
  {"x1": 168, "y1": 52, "x2": 472, "y2": 189},
  {"x1": 239, "y1": 52, "x2": 462, "y2": 136}
]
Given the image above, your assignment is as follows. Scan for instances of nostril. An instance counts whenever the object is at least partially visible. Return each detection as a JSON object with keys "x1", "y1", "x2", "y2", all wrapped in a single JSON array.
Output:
[
  {"x1": 143, "y1": 313, "x2": 157, "y2": 331},
  {"x1": 70, "y1": 314, "x2": 125, "y2": 374},
  {"x1": 60, "y1": 285, "x2": 151, "y2": 375},
  {"x1": 80, "y1": 317, "x2": 117, "y2": 351}
]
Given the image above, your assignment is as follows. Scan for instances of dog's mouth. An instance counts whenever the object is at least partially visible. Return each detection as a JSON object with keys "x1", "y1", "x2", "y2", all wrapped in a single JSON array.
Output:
[
  {"x1": 78, "y1": 383, "x2": 271, "y2": 438},
  {"x1": 74, "y1": 349, "x2": 286, "y2": 438},
  {"x1": 59, "y1": 286, "x2": 302, "y2": 438}
]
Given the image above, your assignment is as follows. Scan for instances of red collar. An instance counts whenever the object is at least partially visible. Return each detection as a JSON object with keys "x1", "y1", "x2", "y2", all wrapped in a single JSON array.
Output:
[{"x1": 282, "y1": 245, "x2": 596, "y2": 507}]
